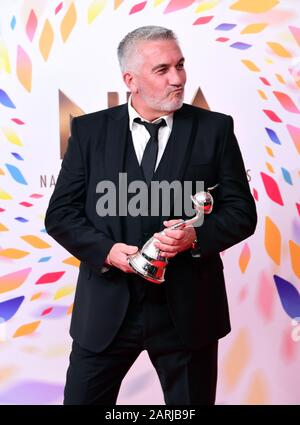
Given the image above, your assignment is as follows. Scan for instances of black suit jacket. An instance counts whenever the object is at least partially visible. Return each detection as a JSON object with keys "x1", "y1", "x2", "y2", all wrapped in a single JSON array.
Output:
[{"x1": 45, "y1": 103, "x2": 257, "y2": 352}]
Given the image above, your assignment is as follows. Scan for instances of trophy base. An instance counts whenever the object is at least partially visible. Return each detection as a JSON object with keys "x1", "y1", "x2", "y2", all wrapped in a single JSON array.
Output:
[{"x1": 127, "y1": 252, "x2": 167, "y2": 284}]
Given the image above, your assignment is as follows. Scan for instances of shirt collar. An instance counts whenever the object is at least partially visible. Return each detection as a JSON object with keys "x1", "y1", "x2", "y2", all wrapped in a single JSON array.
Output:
[{"x1": 128, "y1": 95, "x2": 173, "y2": 131}]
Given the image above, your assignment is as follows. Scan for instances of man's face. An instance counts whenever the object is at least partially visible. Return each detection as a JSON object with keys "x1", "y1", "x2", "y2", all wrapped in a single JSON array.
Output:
[{"x1": 125, "y1": 39, "x2": 186, "y2": 119}]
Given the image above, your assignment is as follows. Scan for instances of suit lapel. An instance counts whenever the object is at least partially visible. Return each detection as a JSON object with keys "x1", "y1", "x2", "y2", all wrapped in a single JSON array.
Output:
[{"x1": 104, "y1": 105, "x2": 128, "y2": 242}]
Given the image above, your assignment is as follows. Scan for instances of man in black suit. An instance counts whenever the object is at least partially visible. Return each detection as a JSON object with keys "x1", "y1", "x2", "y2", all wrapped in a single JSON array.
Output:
[{"x1": 45, "y1": 26, "x2": 257, "y2": 405}]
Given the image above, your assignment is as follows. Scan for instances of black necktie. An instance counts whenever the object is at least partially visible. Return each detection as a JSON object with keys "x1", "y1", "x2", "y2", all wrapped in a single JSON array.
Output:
[{"x1": 134, "y1": 117, "x2": 166, "y2": 185}]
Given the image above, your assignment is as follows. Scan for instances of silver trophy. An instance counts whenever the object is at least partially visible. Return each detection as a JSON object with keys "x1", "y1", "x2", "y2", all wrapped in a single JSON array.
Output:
[{"x1": 127, "y1": 184, "x2": 219, "y2": 284}]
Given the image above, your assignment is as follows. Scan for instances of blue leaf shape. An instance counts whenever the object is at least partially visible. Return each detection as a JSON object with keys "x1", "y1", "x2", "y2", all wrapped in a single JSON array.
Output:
[
  {"x1": 11, "y1": 16, "x2": 16, "y2": 30},
  {"x1": 11, "y1": 152, "x2": 24, "y2": 161},
  {"x1": 215, "y1": 23, "x2": 236, "y2": 31},
  {"x1": 273, "y1": 275, "x2": 300, "y2": 319},
  {"x1": 0, "y1": 89, "x2": 16, "y2": 108},
  {"x1": 265, "y1": 128, "x2": 282, "y2": 145},
  {"x1": 281, "y1": 167, "x2": 293, "y2": 185},
  {"x1": 230, "y1": 42, "x2": 252, "y2": 50},
  {"x1": 5, "y1": 163, "x2": 27, "y2": 185},
  {"x1": 0, "y1": 296, "x2": 25, "y2": 322}
]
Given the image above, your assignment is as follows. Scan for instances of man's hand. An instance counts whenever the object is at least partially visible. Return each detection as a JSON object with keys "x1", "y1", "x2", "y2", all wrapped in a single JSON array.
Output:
[
  {"x1": 153, "y1": 219, "x2": 196, "y2": 259},
  {"x1": 106, "y1": 243, "x2": 138, "y2": 273}
]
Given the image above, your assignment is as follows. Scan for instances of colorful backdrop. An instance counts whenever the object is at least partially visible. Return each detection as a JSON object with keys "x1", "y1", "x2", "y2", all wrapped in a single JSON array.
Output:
[{"x1": 0, "y1": 0, "x2": 300, "y2": 405}]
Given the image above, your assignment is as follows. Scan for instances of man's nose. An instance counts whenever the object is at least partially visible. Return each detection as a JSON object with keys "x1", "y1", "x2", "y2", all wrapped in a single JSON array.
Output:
[{"x1": 169, "y1": 68, "x2": 185, "y2": 86}]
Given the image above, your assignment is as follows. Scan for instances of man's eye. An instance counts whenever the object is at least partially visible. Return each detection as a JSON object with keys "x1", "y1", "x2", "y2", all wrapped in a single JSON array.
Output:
[
  {"x1": 177, "y1": 63, "x2": 184, "y2": 69},
  {"x1": 157, "y1": 68, "x2": 167, "y2": 74}
]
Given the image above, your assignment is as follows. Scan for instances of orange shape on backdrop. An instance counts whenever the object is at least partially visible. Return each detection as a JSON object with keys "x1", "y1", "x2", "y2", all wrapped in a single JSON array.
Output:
[
  {"x1": 230, "y1": 0, "x2": 279, "y2": 13},
  {"x1": 0, "y1": 268, "x2": 31, "y2": 294},
  {"x1": 241, "y1": 59, "x2": 260, "y2": 72},
  {"x1": 289, "y1": 240, "x2": 300, "y2": 279},
  {"x1": 39, "y1": 19, "x2": 54, "y2": 61},
  {"x1": 60, "y1": 2, "x2": 77, "y2": 42},
  {"x1": 243, "y1": 370, "x2": 269, "y2": 404},
  {"x1": 21, "y1": 235, "x2": 51, "y2": 249},
  {"x1": 63, "y1": 256, "x2": 80, "y2": 267},
  {"x1": 0, "y1": 223, "x2": 8, "y2": 232},
  {"x1": 239, "y1": 243, "x2": 250, "y2": 273},
  {"x1": 264, "y1": 216, "x2": 281, "y2": 265},
  {"x1": 258, "y1": 90, "x2": 268, "y2": 100},
  {"x1": 241, "y1": 23, "x2": 268, "y2": 34},
  {"x1": 13, "y1": 321, "x2": 41, "y2": 338},
  {"x1": 267, "y1": 42, "x2": 292, "y2": 58},
  {"x1": 67, "y1": 303, "x2": 74, "y2": 315},
  {"x1": 16, "y1": 46, "x2": 32, "y2": 92},
  {"x1": 0, "y1": 248, "x2": 29, "y2": 259},
  {"x1": 222, "y1": 328, "x2": 251, "y2": 393}
]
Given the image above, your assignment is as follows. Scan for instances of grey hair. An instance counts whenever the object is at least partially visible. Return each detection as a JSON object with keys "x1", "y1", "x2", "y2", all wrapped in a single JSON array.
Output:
[{"x1": 117, "y1": 25, "x2": 177, "y2": 73}]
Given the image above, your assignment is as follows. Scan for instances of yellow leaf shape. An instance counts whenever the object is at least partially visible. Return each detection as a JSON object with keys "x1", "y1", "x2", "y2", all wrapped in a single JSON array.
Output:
[
  {"x1": 88, "y1": 0, "x2": 107, "y2": 24},
  {"x1": 267, "y1": 42, "x2": 292, "y2": 57},
  {"x1": 230, "y1": 0, "x2": 279, "y2": 13},
  {"x1": 243, "y1": 370, "x2": 269, "y2": 404},
  {"x1": 154, "y1": 0, "x2": 165, "y2": 6},
  {"x1": 13, "y1": 321, "x2": 40, "y2": 338},
  {"x1": 63, "y1": 256, "x2": 80, "y2": 267},
  {"x1": 0, "y1": 188, "x2": 12, "y2": 200},
  {"x1": 0, "y1": 248, "x2": 29, "y2": 259},
  {"x1": 16, "y1": 45, "x2": 32, "y2": 92},
  {"x1": 241, "y1": 23, "x2": 268, "y2": 34},
  {"x1": 54, "y1": 285, "x2": 75, "y2": 300},
  {"x1": 0, "y1": 40, "x2": 11, "y2": 74},
  {"x1": 265, "y1": 216, "x2": 281, "y2": 265},
  {"x1": 67, "y1": 303, "x2": 73, "y2": 315},
  {"x1": 265, "y1": 146, "x2": 274, "y2": 157},
  {"x1": 60, "y1": 2, "x2": 77, "y2": 42},
  {"x1": 39, "y1": 19, "x2": 54, "y2": 61},
  {"x1": 222, "y1": 328, "x2": 251, "y2": 393},
  {"x1": 0, "y1": 223, "x2": 8, "y2": 231},
  {"x1": 2, "y1": 127, "x2": 23, "y2": 146},
  {"x1": 241, "y1": 59, "x2": 260, "y2": 72},
  {"x1": 21, "y1": 235, "x2": 51, "y2": 249},
  {"x1": 258, "y1": 89, "x2": 268, "y2": 100},
  {"x1": 195, "y1": 0, "x2": 220, "y2": 13},
  {"x1": 0, "y1": 268, "x2": 31, "y2": 294},
  {"x1": 289, "y1": 240, "x2": 300, "y2": 279},
  {"x1": 239, "y1": 243, "x2": 250, "y2": 273}
]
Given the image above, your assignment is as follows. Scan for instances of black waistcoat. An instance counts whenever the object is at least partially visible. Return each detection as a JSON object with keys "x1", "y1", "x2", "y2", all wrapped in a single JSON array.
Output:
[{"x1": 121, "y1": 126, "x2": 174, "y2": 303}]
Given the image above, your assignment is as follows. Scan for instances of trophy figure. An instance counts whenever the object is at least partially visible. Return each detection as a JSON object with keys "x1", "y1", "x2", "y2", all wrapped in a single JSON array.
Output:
[{"x1": 127, "y1": 184, "x2": 219, "y2": 284}]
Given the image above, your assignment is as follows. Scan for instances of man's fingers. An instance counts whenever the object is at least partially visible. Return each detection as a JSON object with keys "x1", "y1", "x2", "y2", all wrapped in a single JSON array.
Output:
[
  {"x1": 163, "y1": 219, "x2": 183, "y2": 228},
  {"x1": 154, "y1": 234, "x2": 177, "y2": 246},
  {"x1": 154, "y1": 241, "x2": 178, "y2": 253}
]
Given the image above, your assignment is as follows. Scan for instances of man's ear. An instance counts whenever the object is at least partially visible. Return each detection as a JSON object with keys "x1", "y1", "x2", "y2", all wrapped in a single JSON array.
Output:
[{"x1": 123, "y1": 72, "x2": 138, "y2": 94}]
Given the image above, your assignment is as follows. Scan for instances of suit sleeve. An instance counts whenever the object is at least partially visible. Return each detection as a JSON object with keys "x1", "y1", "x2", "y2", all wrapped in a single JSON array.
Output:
[
  {"x1": 194, "y1": 115, "x2": 257, "y2": 257},
  {"x1": 44, "y1": 117, "x2": 115, "y2": 274}
]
